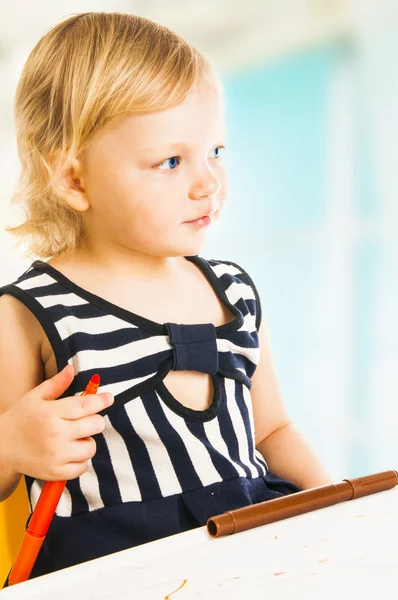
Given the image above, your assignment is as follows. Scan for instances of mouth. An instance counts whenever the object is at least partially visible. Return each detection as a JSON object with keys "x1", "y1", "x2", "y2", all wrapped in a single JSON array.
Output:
[{"x1": 184, "y1": 211, "x2": 215, "y2": 227}]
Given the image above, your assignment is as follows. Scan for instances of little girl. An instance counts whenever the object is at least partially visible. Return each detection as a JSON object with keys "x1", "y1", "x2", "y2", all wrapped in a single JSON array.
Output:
[{"x1": 0, "y1": 12, "x2": 331, "y2": 580}]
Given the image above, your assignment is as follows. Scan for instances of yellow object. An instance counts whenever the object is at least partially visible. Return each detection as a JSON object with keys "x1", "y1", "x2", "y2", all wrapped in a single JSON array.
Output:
[{"x1": 0, "y1": 478, "x2": 30, "y2": 585}]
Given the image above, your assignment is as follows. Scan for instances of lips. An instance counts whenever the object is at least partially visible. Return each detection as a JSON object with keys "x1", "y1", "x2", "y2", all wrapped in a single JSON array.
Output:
[
  {"x1": 184, "y1": 214, "x2": 212, "y2": 228},
  {"x1": 185, "y1": 212, "x2": 213, "y2": 223}
]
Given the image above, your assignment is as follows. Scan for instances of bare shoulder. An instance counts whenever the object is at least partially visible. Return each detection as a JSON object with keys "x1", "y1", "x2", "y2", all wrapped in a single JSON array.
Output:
[{"x1": 0, "y1": 294, "x2": 45, "y2": 413}]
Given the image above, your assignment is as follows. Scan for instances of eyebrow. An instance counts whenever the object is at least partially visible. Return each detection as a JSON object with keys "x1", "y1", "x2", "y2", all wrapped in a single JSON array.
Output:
[
  {"x1": 141, "y1": 134, "x2": 228, "y2": 155},
  {"x1": 141, "y1": 143, "x2": 189, "y2": 154}
]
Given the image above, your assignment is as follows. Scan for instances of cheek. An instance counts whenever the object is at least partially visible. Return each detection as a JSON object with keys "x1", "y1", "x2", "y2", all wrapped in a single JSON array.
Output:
[
  {"x1": 218, "y1": 169, "x2": 228, "y2": 207},
  {"x1": 85, "y1": 169, "x2": 120, "y2": 210},
  {"x1": 88, "y1": 167, "x2": 139, "y2": 215}
]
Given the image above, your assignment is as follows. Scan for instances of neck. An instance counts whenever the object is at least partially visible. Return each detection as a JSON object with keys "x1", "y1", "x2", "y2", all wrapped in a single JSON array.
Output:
[{"x1": 54, "y1": 240, "x2": 192, "y2": 281}]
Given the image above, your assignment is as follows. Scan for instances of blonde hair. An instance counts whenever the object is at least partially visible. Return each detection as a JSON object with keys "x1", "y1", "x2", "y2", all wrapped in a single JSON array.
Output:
[{"x1": 10, "y1": 12, "x2": 214, "y2": 257}]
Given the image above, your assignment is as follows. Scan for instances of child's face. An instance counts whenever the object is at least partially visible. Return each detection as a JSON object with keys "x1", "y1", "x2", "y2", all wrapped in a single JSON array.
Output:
[{"x1": 77, "y1": 80, "x2": 227, "y2": 259}]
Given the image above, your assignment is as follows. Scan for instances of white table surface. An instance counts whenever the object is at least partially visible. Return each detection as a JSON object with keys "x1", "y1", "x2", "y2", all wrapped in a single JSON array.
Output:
[{"x1": 2, "y1": 487, "x2": 397, "y2": 599}]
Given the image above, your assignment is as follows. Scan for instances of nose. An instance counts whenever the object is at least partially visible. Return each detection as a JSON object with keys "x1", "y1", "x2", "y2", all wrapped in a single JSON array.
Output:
[{"x1": 188, "y1": 166, "x2": 221, "y2": 200}]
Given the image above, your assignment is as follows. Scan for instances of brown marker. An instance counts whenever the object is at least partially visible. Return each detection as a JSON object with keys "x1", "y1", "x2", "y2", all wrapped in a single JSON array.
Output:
[{"x1": 207, "y1": 469, "x2": 398, "y2": 538}]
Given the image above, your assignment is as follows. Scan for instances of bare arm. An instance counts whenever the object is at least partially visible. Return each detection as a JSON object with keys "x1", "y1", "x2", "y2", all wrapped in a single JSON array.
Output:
[
  {"x1": 251, "y1": 322, "x2": 332, "y2": 490},
  {"x1": 0, "y1": 295, "x2": 44, "y2": 500},
  {"x1": 0, "y1": 295, "x2": 114, "y2": 502}
]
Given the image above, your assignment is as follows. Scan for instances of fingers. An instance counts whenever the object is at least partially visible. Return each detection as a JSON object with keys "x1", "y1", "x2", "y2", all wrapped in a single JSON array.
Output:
[
  {"x1": 47, "y1": 439, "x2": 98, "y2": 480},
  {"x1": 33, "y1": 365, "x2": 75, "y2": 401},
  {"x1": 69, "y1": 437, "x2": 98, "y2": 462},
  {"x1": 69, "y1": 414, "x2": 106, "y2": 440},
  {"x1": 59, "y1": 392, "x2": 114, "y2": 420},
  {"x1": 51, "y1": 461, "x2": 91, "y2": 481}
]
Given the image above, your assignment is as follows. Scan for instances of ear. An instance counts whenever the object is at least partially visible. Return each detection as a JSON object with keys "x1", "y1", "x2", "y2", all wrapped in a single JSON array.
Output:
[{"x1": 54, "y1": 158, "x2": 90, "y2": 212}]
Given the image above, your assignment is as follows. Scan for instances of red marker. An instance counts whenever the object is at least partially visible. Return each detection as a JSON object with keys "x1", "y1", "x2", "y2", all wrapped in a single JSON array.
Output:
[{"x1": 8, "y1": 373, "x2": 100, "y2": 586}]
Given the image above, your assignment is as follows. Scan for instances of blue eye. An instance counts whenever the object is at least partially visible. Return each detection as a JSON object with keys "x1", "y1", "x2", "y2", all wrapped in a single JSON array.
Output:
[
  {"x1": 210, "y1": 146, "x2": 225, "y2": 159},
  {"x1": 156, "y1": 156, "x2": 180, "y2": 170}
]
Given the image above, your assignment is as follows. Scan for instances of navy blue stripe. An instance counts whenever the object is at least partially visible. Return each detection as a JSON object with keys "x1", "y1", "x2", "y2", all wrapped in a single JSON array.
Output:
[
  {"x1": 218, "y1": 352, "x2": 256, "y2": 379},
  {"x1": 68, "y1": 478, "x2": 89, "y2": 516},
  {"x1": 217, "y1": 380, "x2": 252, "y2": 478},
  {"x1": 16, "y1": 268, "x2": 45, "y2": 283},
  {"x1": 234, "y1": 298, "x2": 256, "y2": 319},
  {"x1": 91, "y1": 432, "x2": 122, "y2": 506},
  {"x1": 235, "y1": 382, "x2": 266, "y2": 477},
  {"x1": 49, "y1": 303, "x2": 103, "y2": 322},
  {"x1": 143, "y1": 390, "x2": 203, "y2": 490},
  {"x1": 217, "y1": 367, "x2": 252, "y2": 389},
  {"x1": 184, "y1": 420, "x2": 240, "y2": 480},
  {"x1": 67, "y1": 350, "x2": 171, "y2": 394},
  {"x1": 243, "y1": 298, "x2": 257, "y2": 318},
  {"x1": 20, "y1": 282, "x2": 69, "y2": 298},
  {"x1": 216, "y1": 272, "x2": 248, "y2": 289},
  {"x1": 108, "y1": 404, "x2": 161, "y2": 501},
  {"x1": 221, "y1": 330, "x2": 258, "y2": 347}
]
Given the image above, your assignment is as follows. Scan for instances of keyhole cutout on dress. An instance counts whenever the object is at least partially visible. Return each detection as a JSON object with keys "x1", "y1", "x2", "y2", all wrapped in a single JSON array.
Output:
[{"x1": 162, "y1": 370, "x2": 215, "y2": 411}]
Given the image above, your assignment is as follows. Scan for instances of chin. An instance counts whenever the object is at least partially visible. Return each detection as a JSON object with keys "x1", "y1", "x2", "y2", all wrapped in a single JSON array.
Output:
[{"x1": 170, "y1": 239, "x2": 207, "y2": 258}]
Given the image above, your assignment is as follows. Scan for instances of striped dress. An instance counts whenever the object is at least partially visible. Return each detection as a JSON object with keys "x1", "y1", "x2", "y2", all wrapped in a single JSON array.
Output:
[{"x1": 0, "y1": 255, "x2": 298, "y2": 578}]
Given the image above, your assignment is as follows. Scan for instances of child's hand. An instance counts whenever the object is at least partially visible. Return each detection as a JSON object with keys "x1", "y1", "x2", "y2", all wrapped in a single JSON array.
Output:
[{"x1": 1, "y1": 365, "x2": 113, "y2": 481}]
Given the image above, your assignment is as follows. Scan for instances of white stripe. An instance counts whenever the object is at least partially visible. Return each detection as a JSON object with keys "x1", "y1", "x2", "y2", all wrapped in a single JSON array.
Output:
[
  {"x1": 56, "y1": 313, "x2": 138, "y2": 340},
  {"x1": 78, "y1": 459, "x2": 104, "y2": 512},
  {"x1": 95, "y1": 372, "x2": 158, "y2": 397},
  {"x1": 158, "y1": 396, "x2": 223, "y2": 487},
  {"x1": 239, "y1": 312, "x2": 257, "y2": 333},
  {"x1": 17, "y1": 273, "x2": 55, "y2": 290},
  {"x1": 56, "y1": 484, "x2": 73, "y2": 517},
  {"x1": 203, "y1": 395, "x2": 247, "y2": 479},
  {"x1": 125, "y1": 399, "x2": 182, "y2": 497},
  {"x1": 217, "y1": 338, "x2": 260, "y2": 365},
  {"x1": 242, "y1": 384, "x2": 267, "y2": 475},
  {"x1": 224, "y1": 378, "x2": 258, "y2": 478},
  {"x1": 210, "y1": 262, "x2": 242, "y2": 278},
  {"x1": 224, "y1": 280, "x2": 256, "y2": 306},
  {"x1": 102, "y1": 415, "x2": 141, "y2": 502},
  {"x1": 29, "y1": 479, "x2": 44, "y2": 511},
  {"x1": 39, "y1": 293, "x2": 88, "y2": 309},
  {"x1": 254, "y1": 449, "x2": 268, "y2": 473},
  {"x1": 30, "y1": 478, "x2": 75, "y2": 518},
  {"x1": 30, "y1": 478, "x2": 73, "y2": 517},
  {"x1": 70, "y1": 335, "x2": 171, "y2": 370}
]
